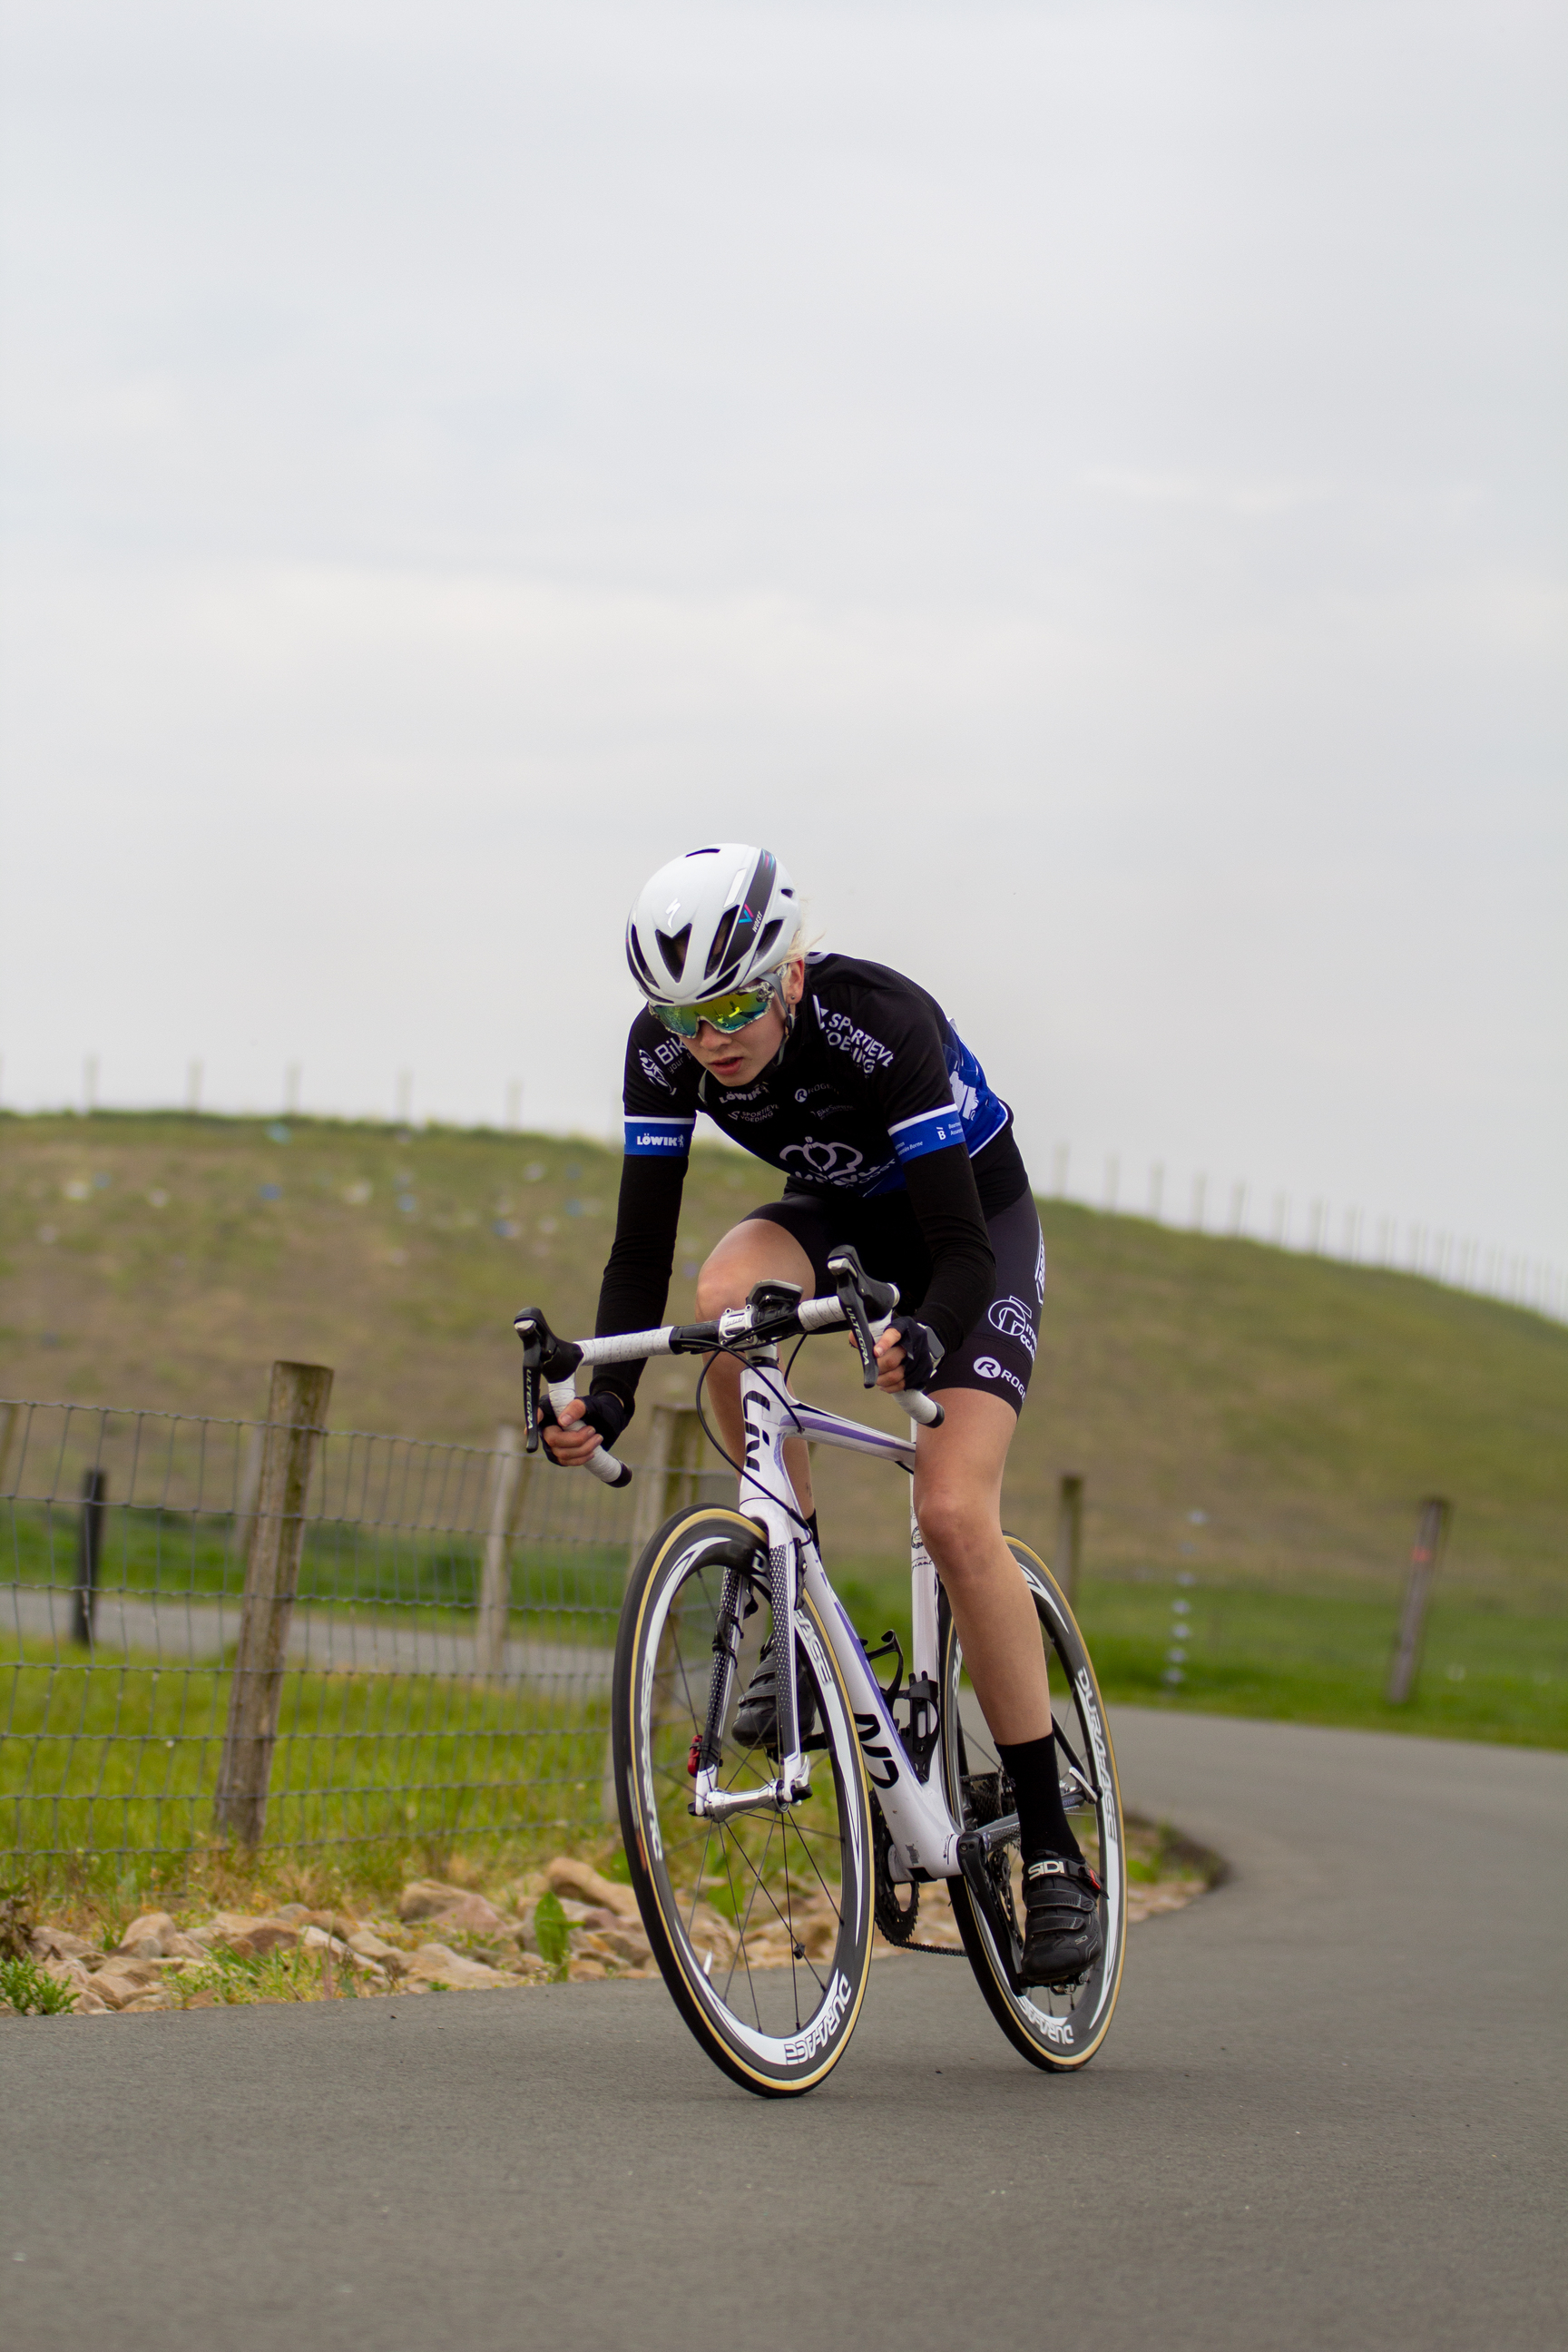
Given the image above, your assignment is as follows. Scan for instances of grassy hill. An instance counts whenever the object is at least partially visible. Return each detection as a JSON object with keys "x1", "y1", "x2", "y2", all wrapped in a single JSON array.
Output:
[{"x1": 2, "y1": 1111, "x2": 1564, "y2": 1620}]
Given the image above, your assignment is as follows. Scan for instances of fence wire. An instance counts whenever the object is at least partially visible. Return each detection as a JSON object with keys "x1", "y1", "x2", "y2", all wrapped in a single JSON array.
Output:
[{"x1": 0, "y1": 1397, "x2": 730, "y2": 1861}]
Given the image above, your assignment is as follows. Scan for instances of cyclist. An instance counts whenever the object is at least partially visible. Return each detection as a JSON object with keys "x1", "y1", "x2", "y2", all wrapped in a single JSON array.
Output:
[{"x1": 543, "y1": 843, "x2": 1101, "y2": 1987}]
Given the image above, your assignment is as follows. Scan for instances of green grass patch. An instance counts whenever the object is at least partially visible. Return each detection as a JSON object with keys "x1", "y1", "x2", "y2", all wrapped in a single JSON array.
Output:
[
  {"x1": 0, "y1": 1949, "x2": 78, "y2": 2014},
  {"x1": 0, "y1": 1637, "x2": 611, "y2": 1862}
]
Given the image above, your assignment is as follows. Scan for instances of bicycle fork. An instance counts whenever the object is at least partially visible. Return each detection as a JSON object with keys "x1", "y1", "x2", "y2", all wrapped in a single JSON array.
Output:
[{"x1": 688, "y1": 1538, "x2": 815, "y2": 1823}]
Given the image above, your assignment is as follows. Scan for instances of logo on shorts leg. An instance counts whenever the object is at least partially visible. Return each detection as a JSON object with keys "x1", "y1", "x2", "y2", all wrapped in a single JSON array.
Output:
[
  {"x1": 973, "y1": 1354, "x2": 1026, "y2": 1400},
  {"x1": 1034, "y1": 1233, "x2": 1046, "y2": 1305},
  {"x1": 987, "y1": 1296, "x2": 1038, "y2": 1359}
]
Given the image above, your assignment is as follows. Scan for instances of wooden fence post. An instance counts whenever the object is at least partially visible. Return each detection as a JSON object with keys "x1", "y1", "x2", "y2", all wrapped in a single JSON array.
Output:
[
  {"x1": 624, "y1": 1405, "x2": 708, "y2": 1574},
  {"x1": 213, "y1": 1361, "x2": 333, "y2": 1845},
  {"x1": 230, "y1": 1423, "x2": 264, "y2": 1569},
  {"x1": 475, "y1": 1423, "x2": 527, "y2": 1677},
  {"x1": 0, "y1": 1401, "x2": 20, "y2": 1495},
  {"x1": 1386, "y1": 1496, "x2": 1452, "y2": 1704},
  {"x1": 72, "y1": 1468, "x2": 108, "y2": 1648},
  {"x1": 1056, "y1": 1474, "x2": 1084, "y2": 1608}
]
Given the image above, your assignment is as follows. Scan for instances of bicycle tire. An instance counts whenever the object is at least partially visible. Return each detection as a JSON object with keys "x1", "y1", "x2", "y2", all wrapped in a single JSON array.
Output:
[
  {"x1": 612, "y1": 1506, "x2": 875, "y2": 2098},
  {"x1": 940, "y1": 1537, "x2": 1127, "y2": 2070}
]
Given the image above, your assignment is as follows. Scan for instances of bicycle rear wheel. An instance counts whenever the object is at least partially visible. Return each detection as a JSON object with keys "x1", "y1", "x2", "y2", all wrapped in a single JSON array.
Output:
[
  {"x1": 940, "y1": 1537, "x2": 1126, "y2": 2070},
  {"x1": 612, "y1": 1507, "x2": 874, "y2": 2098}
]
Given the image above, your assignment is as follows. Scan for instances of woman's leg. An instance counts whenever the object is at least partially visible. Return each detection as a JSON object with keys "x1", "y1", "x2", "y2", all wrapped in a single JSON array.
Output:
[
  {"x1": 911, "y1": 1388, "x2": 1051, "y2": 1742},
  {"x1": 695, "y1": 1220, "x2": 819, "y2": 1515}
]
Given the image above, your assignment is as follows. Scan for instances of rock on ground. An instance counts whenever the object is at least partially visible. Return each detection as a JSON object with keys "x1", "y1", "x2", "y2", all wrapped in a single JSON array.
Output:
[{"x1": 397, "y1": 1882, "x2": 512, "y2": 1935}]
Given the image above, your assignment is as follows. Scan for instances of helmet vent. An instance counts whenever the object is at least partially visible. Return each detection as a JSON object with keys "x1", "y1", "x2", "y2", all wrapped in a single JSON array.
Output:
[
  {"x1": 655, "y1": 926, "x2": 691, "y2": 981},
  {"x1": 626, "y1": 929, "x2": 660, "y2": 992},
  {"x1": 704, "y1": 906, "x2": 739, "y2": 980},
  {"x1": 755, "y1": 917, "x2": 785, "y2": 965}
]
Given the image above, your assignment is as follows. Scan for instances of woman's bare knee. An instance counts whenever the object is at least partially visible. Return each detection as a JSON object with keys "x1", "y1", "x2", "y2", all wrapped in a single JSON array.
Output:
[
  {"x1": 916, "y1": 1488, "x2": 995, "y2": 1570},
  {"x1": 695, "y1": 1222, "x2": 813, "y2": 1318}
]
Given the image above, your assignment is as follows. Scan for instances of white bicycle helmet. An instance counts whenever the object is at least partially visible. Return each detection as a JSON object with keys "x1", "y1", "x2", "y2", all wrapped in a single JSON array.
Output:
[{"x1": 625, "y1": 845, "x2": 800, "y2": 1005}]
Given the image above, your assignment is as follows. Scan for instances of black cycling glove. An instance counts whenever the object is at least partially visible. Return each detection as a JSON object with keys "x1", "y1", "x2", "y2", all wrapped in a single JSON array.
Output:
[
  {"x1": 887, "y1": 1316, "x2": 945, "y2": 1391},
  {"x1": 539, "y1": 1387, "x2": 630, "y2": 1464}
]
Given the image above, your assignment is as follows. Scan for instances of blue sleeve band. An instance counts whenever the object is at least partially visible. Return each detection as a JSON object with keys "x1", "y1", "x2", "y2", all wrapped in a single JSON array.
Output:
[
  {"x1": 623, "y1": 1116, "x2": 695, "y2": 1157},
  {"x1": 888, "y1": 1106, "x2": 969, "y2": 1163}
]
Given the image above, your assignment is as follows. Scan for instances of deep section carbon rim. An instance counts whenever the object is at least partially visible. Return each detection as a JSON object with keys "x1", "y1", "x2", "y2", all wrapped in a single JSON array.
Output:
[
  {"x1": 613, "y1": 1509, "x2": 874, "y2": 2097},
  {"x1": 941, "y1": 1538, "x2": 1126, "y2": 2070}
]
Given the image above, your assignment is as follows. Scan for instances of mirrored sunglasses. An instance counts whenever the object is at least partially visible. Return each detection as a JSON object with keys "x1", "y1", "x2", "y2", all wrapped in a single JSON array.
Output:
[{"x1": 651, "y1": 981, "x2": 779, "y2": 1040}]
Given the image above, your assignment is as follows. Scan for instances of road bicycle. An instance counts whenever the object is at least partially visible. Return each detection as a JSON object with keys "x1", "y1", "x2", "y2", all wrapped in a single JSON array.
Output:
[{"x1": 514, "y1": 1245, "x2": 1126, "y2": 2098}]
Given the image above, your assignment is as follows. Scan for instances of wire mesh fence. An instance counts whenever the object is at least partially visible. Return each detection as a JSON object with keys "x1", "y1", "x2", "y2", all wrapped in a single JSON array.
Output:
[{"x1": 0, "y1": 1393, "x2": 730, "y2": 1865}]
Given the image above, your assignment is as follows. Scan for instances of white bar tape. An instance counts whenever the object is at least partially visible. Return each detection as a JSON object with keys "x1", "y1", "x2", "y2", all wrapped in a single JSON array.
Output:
[
  {"x1": 573, "y1": 1327, "x2": 677, "y2": 1366},
  {"x1": 896, "y1": 1389, "x2": 944, "y2": 1427}
]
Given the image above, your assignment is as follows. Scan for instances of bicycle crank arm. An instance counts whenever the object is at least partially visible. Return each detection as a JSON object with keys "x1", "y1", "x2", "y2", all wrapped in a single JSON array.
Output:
[
  {"x1": 956, "y1": 1828, "x2": 1023, "y2": 1995},
  {"x1": 969, "y1": 1809, "x2": 1021, "y2": 1856}
]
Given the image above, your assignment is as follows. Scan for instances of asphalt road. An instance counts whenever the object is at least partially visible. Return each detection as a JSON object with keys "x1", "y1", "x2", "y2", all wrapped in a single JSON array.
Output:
[{"x1": 3, "y1": 1709, "x2": 1563, "y2": 2352}]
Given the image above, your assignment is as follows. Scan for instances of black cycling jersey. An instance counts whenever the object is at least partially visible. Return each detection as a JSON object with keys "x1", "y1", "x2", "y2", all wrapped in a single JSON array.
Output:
[{"x1": 591, "y1": 954, "x2": 1030, "y2": 1417}]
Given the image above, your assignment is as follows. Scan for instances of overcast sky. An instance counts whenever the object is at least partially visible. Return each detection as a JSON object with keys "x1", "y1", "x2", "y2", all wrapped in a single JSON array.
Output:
[{"x1": 1, "y1": 0, "x2": 1563, "y2": 1272}]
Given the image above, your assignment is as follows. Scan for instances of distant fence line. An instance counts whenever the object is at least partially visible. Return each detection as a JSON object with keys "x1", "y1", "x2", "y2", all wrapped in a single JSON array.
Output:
[
  {"x1": 1046, "y1": 1146, "x2": 1567, "y2": 1328},
  {"x1": 0, "y1": 1386, "x2": 726, "y2": 1867}
]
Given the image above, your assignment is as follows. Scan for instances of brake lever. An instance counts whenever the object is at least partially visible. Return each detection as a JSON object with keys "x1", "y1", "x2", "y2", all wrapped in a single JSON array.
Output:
[
  {"x1": 828, "y1": 1243, "x2": 898, "y2": 1391},
  {"x1": 513, "y1": 1308, "x2": 584, "y2": 1453}
]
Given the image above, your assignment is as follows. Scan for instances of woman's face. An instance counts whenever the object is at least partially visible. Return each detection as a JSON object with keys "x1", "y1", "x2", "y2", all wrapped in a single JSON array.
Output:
[{"x1": 683, "y1": 956, "x2": 805, "y2": 1088}]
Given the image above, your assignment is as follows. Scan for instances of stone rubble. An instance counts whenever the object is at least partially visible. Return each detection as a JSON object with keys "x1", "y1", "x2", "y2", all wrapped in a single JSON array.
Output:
[{"x1": 5, "y1": 1849, "x2": 1207, "y2": 2016}]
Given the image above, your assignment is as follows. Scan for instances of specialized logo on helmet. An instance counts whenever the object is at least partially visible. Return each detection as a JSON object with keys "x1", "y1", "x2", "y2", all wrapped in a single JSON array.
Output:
[
  {"x1": 779, "y1": 1137, "x2": 866, "y2": 1184},
  {"x1": 987, "y1": 1296, "x2": 1038, "y2": 1359},
  {"x1": 973, "y1": 1355, "x2": 1026, "y2": 1400}
]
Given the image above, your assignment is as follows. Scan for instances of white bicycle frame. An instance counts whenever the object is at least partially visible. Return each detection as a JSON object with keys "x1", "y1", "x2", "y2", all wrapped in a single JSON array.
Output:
[{"x1": 544, "y1": 1298, "x2": 992, "y2": 1886}]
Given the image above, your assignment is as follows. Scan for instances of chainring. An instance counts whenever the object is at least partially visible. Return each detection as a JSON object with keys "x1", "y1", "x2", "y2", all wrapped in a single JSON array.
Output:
[{"x1": 871, "y1": 1795, "x2": 921, "y2": 1945}]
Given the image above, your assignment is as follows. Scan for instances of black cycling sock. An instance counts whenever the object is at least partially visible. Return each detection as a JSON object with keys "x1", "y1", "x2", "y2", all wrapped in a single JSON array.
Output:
[{"x1": 996, "y1": 1733, "x2": 1080, "y2": 1867}]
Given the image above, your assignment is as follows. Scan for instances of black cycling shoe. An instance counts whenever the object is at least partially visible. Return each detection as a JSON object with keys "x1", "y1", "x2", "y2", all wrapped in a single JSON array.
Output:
[
  {"x1": 1018, "y1": 1852, "x2": 1104, "y2": 1989},
  {"x1": 733, "y1": 1642, "x2": 818, "y2": 1750}
]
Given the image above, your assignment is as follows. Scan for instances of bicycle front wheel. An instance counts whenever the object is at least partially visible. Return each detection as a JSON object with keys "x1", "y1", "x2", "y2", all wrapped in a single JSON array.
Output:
[
  {"x1": 940, "y1": 1537, "x2": 1127, "y2": 2071},
  {"x1": 612, "y1": 1507, "x2": 875, "y2": 2098}
]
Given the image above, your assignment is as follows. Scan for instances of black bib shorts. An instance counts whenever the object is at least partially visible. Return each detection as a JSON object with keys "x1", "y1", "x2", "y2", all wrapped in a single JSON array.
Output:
[{"x1": 744, "y1": 1183, "x2": 1044, "y2": 1415}]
